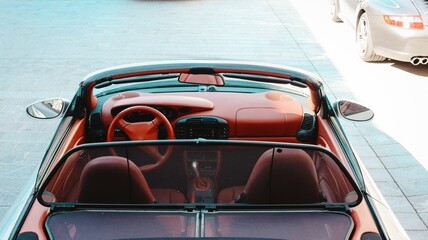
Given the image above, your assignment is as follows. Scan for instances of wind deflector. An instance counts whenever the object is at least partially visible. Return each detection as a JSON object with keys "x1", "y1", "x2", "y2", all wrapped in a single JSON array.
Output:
[
  {"x1": 45, "y1": 210, "x2": 353, "y2": 239},
  {"x1": 38, "y1": 139, "x2": 362, "y2": 208},
  {"x1": 46, "y1": 211, "x2": 197, "y2": 239}
]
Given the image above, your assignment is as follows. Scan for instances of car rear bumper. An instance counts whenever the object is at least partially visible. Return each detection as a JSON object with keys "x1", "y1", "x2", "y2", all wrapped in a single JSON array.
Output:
[{"x1": 369, "y1": 15, "x2": 428, "y2": 62}]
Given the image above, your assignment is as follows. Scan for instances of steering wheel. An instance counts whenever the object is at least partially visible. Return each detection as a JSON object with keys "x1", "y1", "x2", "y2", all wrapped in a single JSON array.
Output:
[{"x1": 106, "y1": 106, "x2": 175, "y2": 172}]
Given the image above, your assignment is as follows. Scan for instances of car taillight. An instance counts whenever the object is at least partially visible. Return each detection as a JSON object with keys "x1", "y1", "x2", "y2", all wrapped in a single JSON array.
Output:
[{"x1": 383, "y1": 15, "x2": 425, "y2": 30}]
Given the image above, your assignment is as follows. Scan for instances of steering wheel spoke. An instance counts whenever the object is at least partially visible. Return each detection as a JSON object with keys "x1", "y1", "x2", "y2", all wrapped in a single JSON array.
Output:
[
  {"x1": 116, "y1": 118, "x2": 129, "y2": 129},
  {"x1": 152, "y1": 116, "x2": 164, "y2": 127},
  {"x1": 123, "y1": 121, "x2": 159, "y2": 140}
]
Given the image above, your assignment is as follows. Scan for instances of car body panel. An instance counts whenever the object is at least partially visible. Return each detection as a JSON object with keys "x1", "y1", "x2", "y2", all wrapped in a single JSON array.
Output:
[{"x1": 324, "y1": 113, "x2": 408, "y2": 239}]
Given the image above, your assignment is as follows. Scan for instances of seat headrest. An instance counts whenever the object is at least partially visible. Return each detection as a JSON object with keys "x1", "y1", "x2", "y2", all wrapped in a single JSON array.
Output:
[
  {"x1": 243, "y1": 148, "x2": 321, "y2": 204},
  {"x1": 78, "y1": 156, "x2": 155, "y2": 204}
]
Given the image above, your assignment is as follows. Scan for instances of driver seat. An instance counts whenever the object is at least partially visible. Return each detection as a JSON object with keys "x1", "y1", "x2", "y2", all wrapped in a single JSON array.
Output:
[{"x1": 78, "y1": 156, "x2": 186, "y2": 204}]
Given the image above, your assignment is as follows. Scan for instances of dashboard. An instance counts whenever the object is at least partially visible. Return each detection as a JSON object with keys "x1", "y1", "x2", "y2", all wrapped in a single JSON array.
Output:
[{"x1": 87, "y1": 91, "x2": 317, "y2": 143}]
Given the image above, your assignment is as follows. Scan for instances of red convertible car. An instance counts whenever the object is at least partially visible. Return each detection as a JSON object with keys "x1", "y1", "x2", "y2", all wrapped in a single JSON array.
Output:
[{"x1": 1, "y1": 61, "x2": 408, "y2": 239}]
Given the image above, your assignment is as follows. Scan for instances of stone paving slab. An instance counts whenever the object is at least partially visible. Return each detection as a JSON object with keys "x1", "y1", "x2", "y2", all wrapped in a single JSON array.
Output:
[{"x1": 0, "y1": 0, "x2": 427, "y2": 238}]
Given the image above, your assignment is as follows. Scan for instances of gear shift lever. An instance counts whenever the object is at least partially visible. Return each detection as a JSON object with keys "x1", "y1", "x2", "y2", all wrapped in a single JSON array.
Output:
[
  {"x1": 192, "y1": 161, "x2": 201, "y2": 178},
  {"x1": 192, "y1": 161, "x2": 210, "y2": 191}
]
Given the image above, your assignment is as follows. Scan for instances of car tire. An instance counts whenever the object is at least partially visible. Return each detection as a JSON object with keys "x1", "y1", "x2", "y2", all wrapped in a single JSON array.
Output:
[
  {"x1": 330, "y1": 0, "x2": 342, "y2": 22},
  {"x1": 356, "y1": 13, "x2": 386, "y2": 62}
]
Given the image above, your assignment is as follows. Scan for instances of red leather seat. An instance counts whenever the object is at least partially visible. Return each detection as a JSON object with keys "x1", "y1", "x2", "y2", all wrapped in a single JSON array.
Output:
[
  {"x1": 312, "y1": 151, "x2": 356, "y2": 203},
  {"x1": 78, "y1": 156, "x2": 186, "y2": 204},
  {"x1": 217, "y1": 148, "x2": 321, "y2": 204},
  {"x1": 151, "y1": 188, "x2": 187, "y2": 203}
]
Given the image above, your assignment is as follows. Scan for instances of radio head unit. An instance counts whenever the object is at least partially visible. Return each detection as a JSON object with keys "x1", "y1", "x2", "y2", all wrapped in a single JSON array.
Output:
[{"x1": 175, "y1": 116, "x2": 229, "y2": 139}]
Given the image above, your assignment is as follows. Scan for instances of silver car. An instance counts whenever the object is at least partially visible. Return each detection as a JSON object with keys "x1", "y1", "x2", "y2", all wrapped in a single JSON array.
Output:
[{"x1": 331, "y1": 0, "x2": 428, "y2": 65}]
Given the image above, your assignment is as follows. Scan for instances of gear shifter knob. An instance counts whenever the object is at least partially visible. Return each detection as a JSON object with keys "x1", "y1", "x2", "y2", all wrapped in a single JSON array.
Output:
[{"x1": 192, "y1": 161, "x2": 200, "y2": 177}]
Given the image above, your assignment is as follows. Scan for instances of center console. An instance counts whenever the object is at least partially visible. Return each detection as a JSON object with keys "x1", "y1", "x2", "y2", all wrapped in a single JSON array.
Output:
[
  {"x1": 175, "y1": 116, "x2": 228, "y2": 203},
  {"x1": 184, "y1": 150, "x2": 221, "y2": 203}
]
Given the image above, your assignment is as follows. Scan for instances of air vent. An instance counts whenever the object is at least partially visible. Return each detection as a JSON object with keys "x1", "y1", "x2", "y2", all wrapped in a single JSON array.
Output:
[
  {"x1": 89, "y1": 113, "x2": 103, "y2": 129},
  {"x1": 301, "y1": 113, "x2": 315, "y2": 130},
  {"x1": 297, "y1": 113, "x2": 317, "y2": 143},
  {"x1": 186, "y1": 118, "x2": 204, "y2": 124},
  {"x1": 186, "y1": 117, "x2": 218, "y2": 124}
]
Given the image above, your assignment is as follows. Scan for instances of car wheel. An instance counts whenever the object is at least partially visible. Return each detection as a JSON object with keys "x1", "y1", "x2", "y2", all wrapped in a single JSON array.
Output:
[
  {"x1": 330, "y1": 0, "x2": 342, "y2": 22},
  {"x1": 356, "y1": 13, "x2": 386, "y2": 62}
]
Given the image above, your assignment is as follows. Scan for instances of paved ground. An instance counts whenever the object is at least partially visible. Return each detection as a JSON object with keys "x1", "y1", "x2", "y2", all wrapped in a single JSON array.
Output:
[{"x1": 0, "y1": 0, "x2": 427, "y2": 238}]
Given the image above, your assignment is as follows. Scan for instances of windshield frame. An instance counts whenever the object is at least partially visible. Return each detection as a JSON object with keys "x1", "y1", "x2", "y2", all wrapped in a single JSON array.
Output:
[{"x1": 77, "y1": 61, "x2": 325, "y2": 118}]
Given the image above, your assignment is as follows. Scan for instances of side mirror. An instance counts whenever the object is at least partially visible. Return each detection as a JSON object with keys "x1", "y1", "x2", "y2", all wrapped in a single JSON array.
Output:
[
  {"x1": 26, "y1": 99, "x2": 70, "y2": 119},
  {"x1": 334, "y1": 100, "x2": 374, "y2": 122}
]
